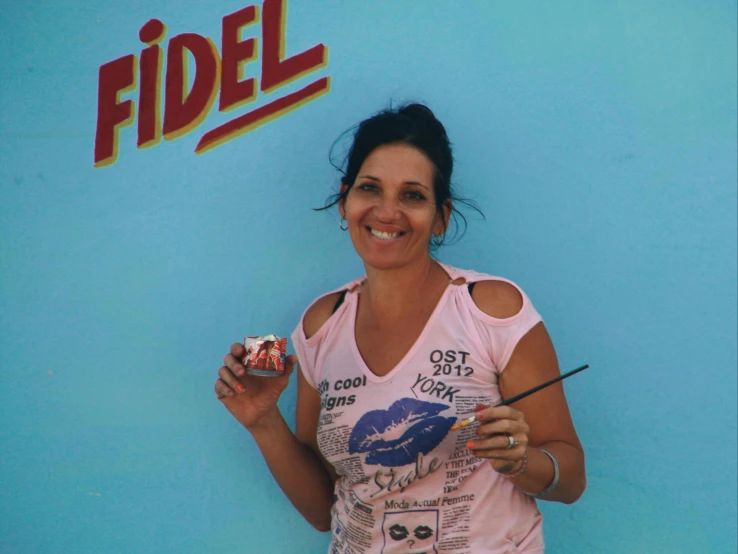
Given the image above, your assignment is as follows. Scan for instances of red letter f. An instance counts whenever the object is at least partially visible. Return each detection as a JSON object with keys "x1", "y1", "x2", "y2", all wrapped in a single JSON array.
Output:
[{"x1": 94, "y1": 54, "x2": 137, "y2": 167}]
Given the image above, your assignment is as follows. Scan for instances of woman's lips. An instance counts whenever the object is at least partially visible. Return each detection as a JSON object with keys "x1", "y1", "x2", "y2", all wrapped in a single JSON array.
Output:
[{"x1": 365, "y1": 226, "x2": 405, "y2": 241}]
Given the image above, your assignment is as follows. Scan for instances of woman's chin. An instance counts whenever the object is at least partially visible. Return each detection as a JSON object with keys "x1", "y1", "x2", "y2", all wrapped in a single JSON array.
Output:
[{"x1": 358, "y1": 251, "x2": 428, "y2": 272}]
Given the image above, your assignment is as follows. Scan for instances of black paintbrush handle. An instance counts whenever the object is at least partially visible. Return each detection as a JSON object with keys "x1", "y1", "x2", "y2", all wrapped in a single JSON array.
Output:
[{"x1": 496, "y1": 364, "x2": 589, "y2": 407}]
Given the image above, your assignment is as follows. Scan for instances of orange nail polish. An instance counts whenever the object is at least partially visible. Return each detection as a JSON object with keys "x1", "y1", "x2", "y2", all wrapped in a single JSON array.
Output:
[
  {"x1": 467, "y1": 441, "x2": 475, "y2": 450},
  {"x1": 236, "y1": 385, "x2": 244, "y2": 392}
]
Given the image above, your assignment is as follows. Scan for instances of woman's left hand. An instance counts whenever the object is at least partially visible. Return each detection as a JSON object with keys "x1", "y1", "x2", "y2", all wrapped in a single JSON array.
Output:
[{"x1": 468, "y1": 403, "x2": 530, "y2": 475}]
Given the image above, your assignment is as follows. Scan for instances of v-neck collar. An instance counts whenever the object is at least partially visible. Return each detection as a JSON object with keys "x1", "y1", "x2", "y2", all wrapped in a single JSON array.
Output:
[{"x1": 347, "y1": 263, "x2": 459, "y2": 383}]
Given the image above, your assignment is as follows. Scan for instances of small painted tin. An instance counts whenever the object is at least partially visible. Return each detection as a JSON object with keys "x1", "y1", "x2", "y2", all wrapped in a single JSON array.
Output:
[{"x1": 243, "y1": 335, "x2": 287, "y2": 377}]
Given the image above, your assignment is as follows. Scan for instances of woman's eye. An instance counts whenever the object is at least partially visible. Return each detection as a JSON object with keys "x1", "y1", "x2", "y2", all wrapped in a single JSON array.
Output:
[
  {"x1": 406, "y1": 191, "x2": 426, "y2": 201},
  {"x1": 357, "y1": 183, "x2": 378, "y2": 193}
]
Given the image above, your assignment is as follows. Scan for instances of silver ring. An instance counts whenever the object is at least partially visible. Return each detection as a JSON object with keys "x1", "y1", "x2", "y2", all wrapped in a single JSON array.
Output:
[{"x1": 505, "y1": 434, "x2": 516, "y2": 449}]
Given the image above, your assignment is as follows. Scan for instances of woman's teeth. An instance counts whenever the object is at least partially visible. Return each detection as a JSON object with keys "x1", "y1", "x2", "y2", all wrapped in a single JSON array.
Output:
[{"x1": 370, "y1": 228, "x2": 400, "y2": 240}]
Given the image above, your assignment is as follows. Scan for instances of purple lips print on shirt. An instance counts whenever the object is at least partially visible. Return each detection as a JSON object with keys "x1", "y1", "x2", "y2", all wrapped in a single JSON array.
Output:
[{"x1": 348, "y1": 398, "x2": 456, "y2": 467}]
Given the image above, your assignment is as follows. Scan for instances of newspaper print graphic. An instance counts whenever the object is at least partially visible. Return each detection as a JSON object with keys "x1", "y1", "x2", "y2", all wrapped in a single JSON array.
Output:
[{"x1": 381, "y1": 509, "x2": 439, "y2": 554}]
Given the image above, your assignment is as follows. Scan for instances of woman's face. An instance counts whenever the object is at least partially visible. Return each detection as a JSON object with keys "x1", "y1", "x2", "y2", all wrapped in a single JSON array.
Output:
[{"x1": 339, "y1": 143, "x2": 449, "y2": 271}]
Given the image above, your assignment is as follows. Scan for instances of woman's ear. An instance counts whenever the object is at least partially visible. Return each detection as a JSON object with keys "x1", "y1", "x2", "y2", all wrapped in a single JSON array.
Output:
[
  {"x1": 434, "y1": 199, "x2": 453, "y2": 235},
  {"x1": 338, "y1": 182, "x2": 350, "y2": 219}
]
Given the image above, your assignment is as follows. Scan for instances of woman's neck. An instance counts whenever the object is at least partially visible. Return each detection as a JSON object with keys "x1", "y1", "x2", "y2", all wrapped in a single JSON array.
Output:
[{"x1": 360, "y1": 257, "x2": 449, "y2": 319}]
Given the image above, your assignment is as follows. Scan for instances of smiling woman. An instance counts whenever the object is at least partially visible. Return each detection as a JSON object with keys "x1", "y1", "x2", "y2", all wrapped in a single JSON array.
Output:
[
  {"x1": 338, "y1": 143, "x2": 448, "y2": 271},
  {"x1": 215, "y1": 103, "x2": 586, "y2": 553},
  {"x1": 322, "y1": 103, "x2": 472, "y2": 249}
]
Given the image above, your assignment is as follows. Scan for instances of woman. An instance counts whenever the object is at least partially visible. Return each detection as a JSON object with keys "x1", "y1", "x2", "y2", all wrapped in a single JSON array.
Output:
[{"x1": 215, "y1": 104, "x2": 586, "y2": 553}]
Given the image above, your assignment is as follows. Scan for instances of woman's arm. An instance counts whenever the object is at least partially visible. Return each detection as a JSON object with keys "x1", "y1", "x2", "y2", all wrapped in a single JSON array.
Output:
[
  {"x1": 246, "y1": 368, "x2": 336, "y2": 531},
  {"x1": 469, "y1": 281, "x2": 586, "y2": 504},
  {"x1": 234, "y1": 291, "x2": 344, "y2": 530},
  {"x1": 217, "y1": 350, "x2": 336, "y2": 531},
  {"x1": 497, "y1": 322, "x2": 586, "y2": 503}
]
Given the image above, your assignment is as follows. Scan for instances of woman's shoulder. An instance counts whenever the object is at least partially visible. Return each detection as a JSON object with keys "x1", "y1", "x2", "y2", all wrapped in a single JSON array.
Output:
[
  {"x1": 468, "y1": 280, "x2": 524, "y2": 319},
  {"x1": 302, "y1": 291, "x2": 344, "y2": 339},
  {"x1": 444, "y1": 264, "x2": 527, "y2": 321},
  {"x1": 301, "y1": 278, "x2": 364, "y2": 339}
]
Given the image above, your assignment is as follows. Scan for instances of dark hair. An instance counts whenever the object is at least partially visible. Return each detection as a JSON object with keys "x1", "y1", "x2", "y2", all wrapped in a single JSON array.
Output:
[{"x1": 316, "y1": 102, "x2": 483, "y2": 247}]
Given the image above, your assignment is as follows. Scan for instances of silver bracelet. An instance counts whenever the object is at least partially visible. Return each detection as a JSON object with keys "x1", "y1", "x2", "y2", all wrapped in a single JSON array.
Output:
[{"x1": 526, "y1": 448, "x2": 560, "y2": 499}]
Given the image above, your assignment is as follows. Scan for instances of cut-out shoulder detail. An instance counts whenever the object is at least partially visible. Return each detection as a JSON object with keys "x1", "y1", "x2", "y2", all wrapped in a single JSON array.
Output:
[
  {"x1": 450, "y1": 277, "x2": 467, "y2": 286},
  {"x1": 332, "y1": 290, "x2": 348, "y2": 313},
  {"x1": 347, "y1": 281, "x2": 363, "y2": 293},
  {"x1": 303, "y1": 291, "x2": 344, "y2": 339},
  {"x1": 469, "y1": 280, "x2": 524, "y2": 320}
]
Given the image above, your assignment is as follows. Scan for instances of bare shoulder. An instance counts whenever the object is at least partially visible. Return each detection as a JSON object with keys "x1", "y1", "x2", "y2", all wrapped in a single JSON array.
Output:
[
  {"x1": 469, "y1": 280, "x2": 524, "y2": 319},
  {"x1": 302, "y1": 291, "x2": 344, "y2": 339}
]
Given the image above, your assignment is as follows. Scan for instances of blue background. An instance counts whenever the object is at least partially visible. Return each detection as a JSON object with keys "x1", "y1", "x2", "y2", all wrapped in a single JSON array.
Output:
[{"x1": 1, "y1": 1, "x2": 736, "y2": 552}]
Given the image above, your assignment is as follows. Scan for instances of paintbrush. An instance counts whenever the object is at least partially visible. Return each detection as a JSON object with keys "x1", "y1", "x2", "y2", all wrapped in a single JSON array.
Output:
[{"x1": 450, "y1": 364, "x2": 589, "y2": 431}]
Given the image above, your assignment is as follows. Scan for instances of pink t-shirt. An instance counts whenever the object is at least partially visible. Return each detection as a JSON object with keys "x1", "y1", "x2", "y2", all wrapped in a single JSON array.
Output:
[{"x1": 291, "y1": 264, "x2": 545, "y2": 554}]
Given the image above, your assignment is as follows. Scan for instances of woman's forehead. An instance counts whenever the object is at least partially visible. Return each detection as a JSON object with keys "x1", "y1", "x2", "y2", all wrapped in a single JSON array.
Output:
[{"x1": 359, "y1": 144, "x2": 435, "y2": 185}]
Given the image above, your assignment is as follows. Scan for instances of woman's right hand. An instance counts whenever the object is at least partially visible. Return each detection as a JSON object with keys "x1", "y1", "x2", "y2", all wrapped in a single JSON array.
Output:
[{"x1": 215, "y1": 343, "x2": 296, "y2": 431}]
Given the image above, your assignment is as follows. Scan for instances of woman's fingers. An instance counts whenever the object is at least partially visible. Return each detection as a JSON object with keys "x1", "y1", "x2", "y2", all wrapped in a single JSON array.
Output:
[
  {"x1": 468, "y1": 432, "x2": 528, "y2": 456},
  {"x1": 284, "y1": 355, "x2": 297, "y2": 376},
  {"x1": 468, "y1": 431, "x2": 527, "y2": 461},
  {"x1": 476, "y1": 407, "x2": 529, "y2": 436},
  {"x1": 476, "y1": 405, "x2": 523, "y2": 422},
  {"x1": 217, "y1": 348, "x2": 296, "y2": 404},
  {"x1": 470, "y1": 405, "x2": 529, "y2": 461},
  {"x1": 218, "y1": 365, "x2": 245, "y2": 394},
  {"x1": 471, "y1": 443, "x2": 526, "y2": 461},
  {"x1": 470, "y1": 432, "x2": 527, "y2": 450},
  {"x1": 230, "y1": 342, "x2": 246, "y2": 359},
  {"x1": 477, "y1": 418, "x2": 529, "y2": 437},
  {"x1": 224, "y1": 352, "x2": 247, "y2": 378},
  {"x1": 214, "y1": 378, "x2": 235, "y2": 399}
]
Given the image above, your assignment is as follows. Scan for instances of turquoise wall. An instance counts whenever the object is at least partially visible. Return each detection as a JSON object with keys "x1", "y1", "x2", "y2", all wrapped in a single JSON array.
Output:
[{"x1": 1, "y1": 1, "x2": 736, "y2": 552}]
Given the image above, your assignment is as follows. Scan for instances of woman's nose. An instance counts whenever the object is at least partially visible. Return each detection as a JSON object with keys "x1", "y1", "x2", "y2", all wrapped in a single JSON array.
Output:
[{"x1": 374, "y1": 195, "x2": 400, "y2": 220}]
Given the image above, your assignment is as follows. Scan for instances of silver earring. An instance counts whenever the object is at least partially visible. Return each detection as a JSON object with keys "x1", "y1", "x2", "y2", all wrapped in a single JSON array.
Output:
[
  {"x1": 340, "y1": 219, "x2": 348, "y2": 231},
  {"x1": 432, "y1": 234, "x2": 444, "y2": 247}
]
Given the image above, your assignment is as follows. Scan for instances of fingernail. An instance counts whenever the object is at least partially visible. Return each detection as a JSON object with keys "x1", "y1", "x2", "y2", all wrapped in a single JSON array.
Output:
[
  {"x1": 467, "y1": 441, "x2": 476, "y2": 450},
  {"x1": 476, "y1": 411, "x2": 484, "y2": 420},
  {"x1": 236, "y1": 385, "x2": 244, "y2": 393}
]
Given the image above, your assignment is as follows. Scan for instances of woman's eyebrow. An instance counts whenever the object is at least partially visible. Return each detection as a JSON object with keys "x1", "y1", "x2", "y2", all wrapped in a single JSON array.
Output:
[
  {"x1": 357, "y1": 174, "x2": 380, "y2": 181},
  {"x1": 357, "y1": 175, "x2": 429, "y2": 190},
  {"x1": 404, "y1": 181, "x2": 429, "y2": 190}
]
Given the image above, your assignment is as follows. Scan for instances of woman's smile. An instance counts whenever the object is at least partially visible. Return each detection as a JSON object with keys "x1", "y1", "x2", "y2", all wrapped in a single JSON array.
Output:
[{"x1": 367, "y1": 226, "x2": 404, "y2": 241}]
